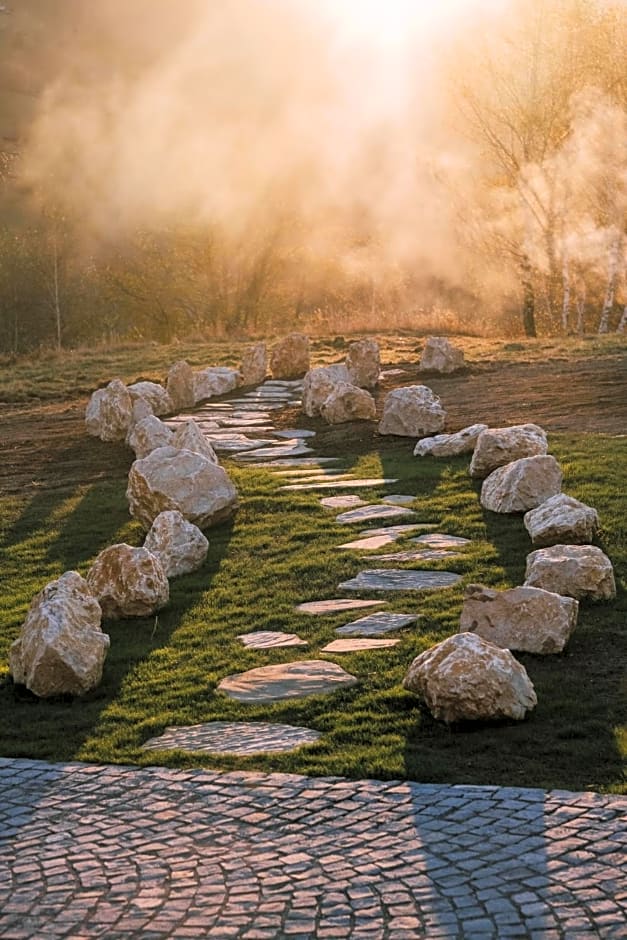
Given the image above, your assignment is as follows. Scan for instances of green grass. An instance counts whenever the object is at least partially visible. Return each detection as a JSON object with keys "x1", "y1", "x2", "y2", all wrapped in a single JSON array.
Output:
[{"x1": 0, "y1": 433, "x2": 625, "y2": 793}]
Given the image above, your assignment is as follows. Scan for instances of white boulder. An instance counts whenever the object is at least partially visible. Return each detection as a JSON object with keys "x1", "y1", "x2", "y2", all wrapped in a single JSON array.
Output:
[
  {"x1": 480, "y1": 455, "x2": 562, "y2": 514},
  {"x1": 460, "y1": 583, "x2": 579, "y2": 654},
  {"x1": 414, "y1": 423, "x2": 488, "y2": 458},
  {"x1": 166, "y1": 360, "x2": 195, "y2": 411},
  {"x1": 193, "y1": 367, "x2": 241, "y2": 403},
  {"x1": 523, "y1": 494, "x2": 600, "y2": 547},
  {"x1": 86, "y1": 544, "x2": 169, "y2": 619},
  {"x1": 9, "y1": 572, "x2": 109, "y2": 698},
  {"x1": 127, "y1": 381, "x2": 173, "y2": 417},
  {"x1": 270, "y1": 333, "x2": 310, "y2": 379},
  {"x1": 172, "y1": 420, "x2": 219, "y2": 464},
  {"x1": 419, "y1": 336, "x2": 465, "y2": 373},
  {"x1": 144, "y1": 510, "x2": 209, "y2": 578},
  {"x1": 85, "y1": 379, "x2": 133, "y2": 442},
  {"x1": 302, "y1": 364, "x2": 351, "y2": 418},
  {"x1": 126, "y1": 415, "x2": 174, "y2": 459},
  {"x1": 524, "y1": 544, "x2": 616, "y2": 600},
  {"x1": 379, "y1": 385, "x2": 446, "y2": 437},
  {"x1": 345, "y1": 338, "x2": 381, "y2": 388},
  {"x1": 320, "y1": 383, "x2": 376, "y2": 424},
  {"x1": 470, "y1": 424, "x2": 548, "y2": 478},
  {"x1": 403, "y1": 632, "x2": 537, "y2": 723},
  {"x1": 240, "y1": 343, "x2": 268, "y2": 386},
  {"x1": 127, "y1": 446, "x2": 239, "y2": 529}
]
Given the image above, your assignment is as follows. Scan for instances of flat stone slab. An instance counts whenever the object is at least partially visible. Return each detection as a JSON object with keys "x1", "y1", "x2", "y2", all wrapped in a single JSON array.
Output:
[
  {"x1": 256, "y1": 457, "x2": 341, "y2": 468},
  {"x1": 411, "y1": 533, "x2": 471, "y2": 549},
  {"x1": 338, "y1": 534, "x2": 410, "y2": 551},
  {"x1": 382, "y1": 495, "x2": 415, "y2": 506},
  {"x1": 218, "y1": 660, "x2": 358, "y2": 702},
  {"x1": 224, "y1": 400, "x2": 285, "y2": 410},
  {"x1": 335, "y1": 611, "x2": 419, "y2": 636},
  {"x1": 237, "y1": 631, "x2": 308, "y2": 649},
  {"x1": 236, "y1": 443, "x2": 314, "y2": 460},
  {"x1": 321, "y1": 638, "x2": 400, "y2": 652},
  {"x1": 336, "y1": 505, "x2": 418, "y2": 525},
  {"x1": 211, "y1": 436, "x2": 275, "y2": 453},
  {"x1": 142, "y1": 721, "x2": 321, "y2": 754},
  {"x1": 216, "y1": 416, "x2": 275, "y2": 427},
  {"x1": 282, "y1": 478, "x2": 398, "y2": 492},
  {"x1": 320, "y1": 495, "x2": 369, "y2": 510},
  {"x1": 295, "y1": 598, "x2": 387, "y2": 615},
  {"x1": 371, "y1": 549, "x2": 462, "y2": 562},
  {"x1": 339, "y1": 569, "x2": 462, "y2": 592},
  {"x1": 273, "y1": 429, "x2": 316, "y2": 439},
  {"x1": 359, "y1": 524, "x2": 435, "y2": 537},
  {"x1": 273, "y1": 467, "x2": 350, "y2": 477}
]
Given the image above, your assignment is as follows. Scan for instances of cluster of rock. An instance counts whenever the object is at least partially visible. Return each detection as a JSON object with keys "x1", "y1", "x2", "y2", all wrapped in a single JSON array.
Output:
[{"x1": 302, "y1": 339, "x2": 380, "y2": 424}]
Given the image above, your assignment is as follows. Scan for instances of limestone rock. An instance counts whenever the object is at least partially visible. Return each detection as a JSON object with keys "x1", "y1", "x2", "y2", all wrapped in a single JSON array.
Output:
[
  {"x1": 470, "y1": 424, "x2": 548, "y2": 478},
  {"x1": 127, "y1": 381, "x2": 173, "y2": 417},
  {"x1": 403, "y1": 632, "x2": 537, "y2": 723},
  {"x1": 345, "y1": 338, "x2": 380, "y2": 388},
  {"x1": 166, "y1": 360, "x2": 195, "y2": 411},
  {"x1": 129, "y1": 399, "x2": 154, "y2": 424},
  {"x1": 524, "y1": 544, "x2": 616, "y2": 600},
  {"x1": 172, "y1": 419, "x2": 219, "y2": 464},
  {"x1": 414, "y1": 423, "x2": 488, "y2": 458},
  {"x1": 460, "y1": 583, "x2": 578, "y2": 654},
  {"x1": 302, "y1": 364, "x2": 351, "y2": 417},
  {"x1": 193, "y1": 367, "x2": 241, "y2": 403},
  {"x1": 270, "y1": 333, "x2": 310, "y2": 379},
  {"x1": 87, "y1": 544, "x2": 169, "y2": 619},
  {"x1": 481, "y1": 455, "x2": 562, "y2": 514},
  {"x1": 126, "y1": 415, "x2": 174, "y2": 459},
  {"x1": 85, "y1": 379, "x2": 133, "y2": 442},
  {"x1": 320, "y1": 382, "x2": 376, "y2": 424},
  {"x1": 240, "y1": 343, "x2": 268, "y2": 386},
  {"x1": 379, "y1": 385, "x2": 446, "y2": 437},
  {"x1": 523, "y1": 493, "x2": 600, "y2": 547},
  {"x1": 419, "y1": 336, "x2": 465, "y2": 373},
  {"x1": 9, "y1": 572, "x2": 109, "y2": 698},
  {"x1": 144, "y1": 510, "x2": 209, "y2": 577},
  {"x1": 127, "y1": 445, "x2": 239, "y2": 529}
]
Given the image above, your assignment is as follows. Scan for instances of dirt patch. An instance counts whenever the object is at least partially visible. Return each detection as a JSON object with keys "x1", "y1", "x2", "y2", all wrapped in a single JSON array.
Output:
[{"x1": 1, "y1": 353, "x2": 626, "y2": 494}]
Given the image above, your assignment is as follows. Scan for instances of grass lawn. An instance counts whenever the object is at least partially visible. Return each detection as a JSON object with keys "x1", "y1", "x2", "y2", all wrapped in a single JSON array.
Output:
[{"x1": 0, "y1": 425, "x2": 625, "y2": 793}]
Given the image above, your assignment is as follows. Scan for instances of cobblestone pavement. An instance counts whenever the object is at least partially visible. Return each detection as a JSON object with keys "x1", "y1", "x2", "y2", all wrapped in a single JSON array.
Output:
[{"x1": 0, "y1": 758, "x2": 625, "y2": 939}]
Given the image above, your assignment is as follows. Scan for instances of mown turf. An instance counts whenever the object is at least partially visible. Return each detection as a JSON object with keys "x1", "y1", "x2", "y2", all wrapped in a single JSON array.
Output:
[{"x1": 0, "y1": 432, "x2": 625, "y2": 793}]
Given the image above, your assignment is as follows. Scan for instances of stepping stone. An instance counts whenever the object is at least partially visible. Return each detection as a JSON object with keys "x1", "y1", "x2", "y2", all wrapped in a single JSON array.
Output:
[
  {"x1": 237, "y1": 631, "x2": 308, "y2": 649},
  {"x1": 359, "y1": 524, "x2": 435, "y2": 537},
  {"x1": 229, "y1": 411, "x2": 274, "y2": 421},
  {"x1": 320, "y1": 495, "x2": 368, "y2": 510},
  {"x1": 143, "y1": 721, "x2": 320, "y2": 754},
  {"x1": 321, "y1": 638, "x2": 400, "y2": 653},
  {"x1": 211, "y1": 435, "x2": 276, "y2": 453},
  {"x1": 336, "y1": 612, "x2": 419, "y2": 636},
  {"x1": 273, "y1": 429, "x2": 316, "y2": 439},
  {"x1": 296, "y1": 598, "x2": 387, "y2": 615},
  {"x1": 260, "y1": 457, "x2": 341, "y2": 468},
  {"x1": 371, "y1": 548, "x2": 461, "y2": 562},
  {"x1": 281, "y1": 478, "x2": 398, "y2": 492},
  {"x1": 225, "y1": 400, "x2": 285, "y2": 410},
  {"x1": 411, "y1": 533, "x2": 471, "y2": 549},
  {"x1": 263, "y1": 379, "x2": 304, "y2": 388},
  {"x1": 339, "y1": 569, "x2": 462, "y2": 592},
  {"x1": 236, "y1": 443, "x2": 314, "y2": 461},
  {"x1": 217, "y1": 416, "x2": 274, "y2": 427},
  {"x1": 211, "y1": 426, "x2": 276, "y2": 436},
  {"x1": 275, "y1": 468, "x2": 350, "y2": 478},
  {"x1": 335, "y1": 505, "x2": 418, "y2": 525},
  {"x1": 338, "y1": 525, "x2": 431, "y2": 550},
  {"x1": 279, "y1": 475, "x2": 357, "y2": 486},
  {"x1": 383, "y1": 495, "x2": 415, "y2": 506},
  {"x1": 218, "y1": 660, "x2": 358, "y2": 702}
]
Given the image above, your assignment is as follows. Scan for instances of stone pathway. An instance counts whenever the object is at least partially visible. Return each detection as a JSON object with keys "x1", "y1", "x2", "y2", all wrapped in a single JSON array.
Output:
[
  {"x1": 218, "y1": 660, "x2": 358, "y2": 703},
  {"x1": 338, "y1": 570, "x2": 463, "y2": 592},
  {"x1": 143, "y1": 721, "x2": 321, "y2": 754},
  {"x1": 1, "y1": 757, "x2": 624, "y2": 939}
]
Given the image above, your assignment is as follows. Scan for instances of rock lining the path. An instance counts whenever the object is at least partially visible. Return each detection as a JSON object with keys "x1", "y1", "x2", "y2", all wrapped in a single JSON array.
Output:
[
  {"x1": 523, "y1": 493, "x2": 600, "y2": 547},
  {"x1": 414, "y1": 424, "x2": 487, "y2": 458},
  {"x1": 480, "y1": 455, "x2": 562, "y2": 513},
  {"x1": 524, "y1": 544, "x2": 616, "y2": 600},
  {"x1": 379, "y1": 385, "x2": 446, "y2": 437},
  {"x1": 470, "y1": 423, "x2": 548, "y2": 479},
  {"x1": 143, "y1": 720, "x2": 320, "y2": 754},
  {"x1": 218, "y1": 660, "x2": 358, "y2": 702}
]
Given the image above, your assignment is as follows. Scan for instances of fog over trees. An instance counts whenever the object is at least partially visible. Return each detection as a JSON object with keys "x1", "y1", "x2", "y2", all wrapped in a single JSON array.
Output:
[{"x1": 0, "y1": 0, "x2": 625, "y2": 352}]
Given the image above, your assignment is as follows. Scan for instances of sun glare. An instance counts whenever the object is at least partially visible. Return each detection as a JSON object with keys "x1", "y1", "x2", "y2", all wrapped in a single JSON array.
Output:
[{"x1": 325, "y1": 0, "x2": 464, "y2": 47}]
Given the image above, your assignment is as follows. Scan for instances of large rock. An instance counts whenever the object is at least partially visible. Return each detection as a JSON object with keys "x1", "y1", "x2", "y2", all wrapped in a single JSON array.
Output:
[
  {"x1": 302, "y1": 364, "x2": 351, "y2": 417},
  {"x1": 172, "y1": 420, "x2": 219, "y2": 464},
  {"x1": 460, "y1": 583, "x2": 579, "y2": 654},
  {"x1": 524, "y1": 544, "x2": 616, "y2": 600},
  {"x1": 470, "y1": 424, "x2": 548, "y2": 478},
  {"x1": 166, "y1": 360, "x2": 195, "y2": 411},
  {"x1": 193, "y1": 367, "x2": 241, "y2": 403},
  {"x1": 85, "y1": 378, "x2": 133, "y2": 442},
  {"x1": 9, "y1": 572, "x2": 109, "y2": 698},
  {"x1": 403, "y1": 632, "x2": 537, "y2": 723},
  {"x1": 378, "y1": 385, "x2": 446, "y2": 437},
  {"x1": 86, "y1": 544, "x2": 169, "y2": 619},
  {"x1": 240, "y1": 343, "x2": 268, "y2": 386},
  {"x1": 270, "y1": 333, "x2": 310, "y2": 379},
  {"x1": 144, "y1": 510, "x2": 209, "y2": 577},
  {"x1": 126, "y1": 415, "x2": 174, "y2": 459},
  {"x1": 414, "y1": 423, "x2": 488, "y2": 458},
  {"x1": 127, "y1": 381, "x2": 173, "y2": 417},
  {"x1": 345, "y1": 339, "x2": 381, "y2": 388},
  {"x1": 523, "y1": 494, "x2": 600, "y2": 547},
  {"x1": 127, "y1": 445, "x2": 239, "y2": 529},
  {"x1": 480, "y1": 455, "x2": 562, "y2": 513},
  {"x1": 320, "y1": 382, "x2": 376, "y2": 424},
  {"x1": 419, "y1": 336, "x2": 465, "y2": 373}
]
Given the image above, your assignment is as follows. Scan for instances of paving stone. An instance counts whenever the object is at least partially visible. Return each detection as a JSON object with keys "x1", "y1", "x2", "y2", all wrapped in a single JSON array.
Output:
[
  {"x1": 258, "y1": 458, "x2": 341, "y2": 468},
  {"x1": 237, "y1": 632, "x2": 308, "y2": 649},
  {"x1": 217, "y1": 416, "x2": 274, "y2": 427},
  {"x1": 410, "y1": 533, "x2": 472, "y2": 549},
  {"x1": 335, "y1": 612, "x2": 419, "y2": 636},
  {"x1": 370, "y1": 549, "x2": 462, "y2": 562},
  {"x1": 282, "y1": 479, "x2": 398, "y2": 492},
  {"x1": 359, "y1": 524, "x2": 436, "y2": 538},
  {"x1": 320, "y1": 496, "x2": 369, "y2": 510},
  {"x1": 338, "y1": 569, "x2": 462, "y2": 592},
  {"x1": 142, "y1": 721, "x2": 321, "y2": 755},
  {"x1": 295, "y1": 599, "x2": 387, "y2": 615},
  {"x1": 281, "y1": 475, "x2": 358, "y2": 486},
  {"x1": 273, "y1": 429, "x2": 316, "y2": 439},
  {"x1": 382, "y1": 495, "x2": 416, "y2": 506},
  {"x1": 237, "y1": 443, "x2": 314, "y2": 461},
  {"x1": 218, "y1": 661, "x2": 358, "y2": 702},
  {"x1": 275, "y1": 468, "x2": 351, "y2": 478},
  {"x1": 211, "y1": 435, "x2": 276, "y2": 453},
  {"x1": 335, "y1": 505, "x2": 418, "y2": 525},
  {"x1": 321, "y1": 639, "x2": 400, "y2": 653}
]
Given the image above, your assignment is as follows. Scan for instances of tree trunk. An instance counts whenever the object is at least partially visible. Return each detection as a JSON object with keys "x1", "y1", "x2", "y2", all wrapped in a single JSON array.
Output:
[
  {"x1": 598, "y1": 234, "x2": 621, "y2": 334},
  {"x1": 521, "y1": 256, "x2": 537, "y2": 337},
  {"x1": 617, "y1": 304, "x2": 627, "y2": 333},
  {"x1": 576, "y1": 283, "x2": 586, "y2": 335},
  {"x1": 561, "y1": 254, "x2": 570, "y2": 334},
  {"x1": 52, "y1": 233, "x2": 62, "y2": 351}
]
